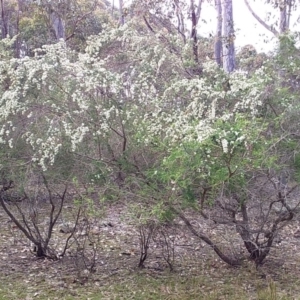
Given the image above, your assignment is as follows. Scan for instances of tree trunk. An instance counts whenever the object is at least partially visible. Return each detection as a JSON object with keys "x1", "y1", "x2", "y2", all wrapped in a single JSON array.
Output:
[
  {"x1": 244, "y1": 0, "x2": 293, "y2": 36},
  {"x1": 279, "y1": 0, "x2": 293, "y2": 34},
  {"x1": 279, "y1": 0, "x2": 287, "y2": 34},
  {"x1": 190, "y1": 0, "x2": 199, "y2": 64},
  {"x1": 0, "y1": 0, "x2": 7, "y2": 39},
  {"x1": 174, "y1": 0, "x2": 186, "y2": 41},
  {"x1": 119, "y1": 0, "x2": 124, "y2": 25},
  {"x1": 50, "y1": 11, "x2": 65, "y2": 40},
  {"x1": 286, "y1": 0, "x2": 292, "y2": 29},
  {"x1": 35, "y1": 242, "x2": 46, "y2": 258},
  {"x1": 222, "y1": 0, "x2": 235, "y2": 73},
  {"x1": 214, "y1": 0, "x2": 222, "y2": 67},
  {"x1": 195, "y1": 0, "x2": 203, "y2": 24}
]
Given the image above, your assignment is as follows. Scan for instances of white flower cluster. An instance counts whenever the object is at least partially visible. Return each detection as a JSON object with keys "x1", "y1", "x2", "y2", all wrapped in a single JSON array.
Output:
[
  {"x1": 215, "y1": 128, "x2": 246, "y2": 155},
  {"x1": 140, "y1": 61, "x2": 267, "y2": 147},
  {"x1": 0, "y1": 23, "x2": 270, "y2": 170}
]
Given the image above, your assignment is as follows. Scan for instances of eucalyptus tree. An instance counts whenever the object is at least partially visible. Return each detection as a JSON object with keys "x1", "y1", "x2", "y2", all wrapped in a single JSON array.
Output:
[
  {"x1": 222, "y1": 0, "x2": 235, "y2": 72},
  {"x1": 1, "y1": 0, "x2": 109, "y2": 56},
  {"x1": 0, "y1": 0, "x2": 7, "y2": 38},
  {"x1": 119, "y1": 0, "x2": 124, "y2": 25},
  {"x1": 244, "y1": 0, "x2": 300, "y2": 90},
  {"x1": 130, "y1": 0, "x2": 203, "y2": 70},
  {"x1": 244, "y1": 0, "x2": 294, "y2": 35},
  {"x1": 34, "y1": 0, "x2": 106, "y2": 42},
  {"x1": 214, "y1": 0, "x2": 222, "y2": 67},
  {"x1": 190, "y1": 0, "x2": 203, "y2": 64},
  {"x1": 0, "y1": 0, "x2": 22, "y2": 39}
]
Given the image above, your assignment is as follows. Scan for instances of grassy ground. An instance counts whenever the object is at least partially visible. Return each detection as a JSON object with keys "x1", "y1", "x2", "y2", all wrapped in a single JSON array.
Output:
[
  {"x1": 0, "y1": 202, "x2": 300, "y2": 300},
  {"x1": 0, "y1": 264, "x2": 297, "y2": 300}
]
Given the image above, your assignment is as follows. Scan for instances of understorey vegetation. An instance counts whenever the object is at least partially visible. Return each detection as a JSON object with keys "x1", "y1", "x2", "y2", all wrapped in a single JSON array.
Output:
[{"x1": 1, "y1": 1, "x2": 300, "y2": 298}]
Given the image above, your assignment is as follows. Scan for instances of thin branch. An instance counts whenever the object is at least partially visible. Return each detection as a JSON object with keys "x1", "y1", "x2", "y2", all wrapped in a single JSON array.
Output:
[
  {"x1": 195, "y1": 0, "x2": 203, "y2": 24},
  {"x1": 60, "y1": 205, "x2": 82, "y2": 257},
  {"x1": 143, "y1": 16, "x2": 155, "y2": 33},
  {"x1": 244, "y1": 0, "x2": 279, "y2": 37},
  {"x1": 0, "y1": 185, "x2": 36, "y2": 244},
  {"x1": 171, "y1": 207, "x2": 241, "y2": 266}
]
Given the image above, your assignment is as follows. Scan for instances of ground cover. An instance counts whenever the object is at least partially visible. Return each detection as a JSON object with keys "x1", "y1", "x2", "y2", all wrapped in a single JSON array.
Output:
[{"x1": 0, "y1": 201, "x2": 300, "y2": 300}]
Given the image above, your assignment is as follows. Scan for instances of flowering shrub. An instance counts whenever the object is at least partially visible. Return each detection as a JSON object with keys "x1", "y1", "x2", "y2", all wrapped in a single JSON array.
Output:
[{"x1": 1, "y1": 19, "x2": 300, "y2": 266}]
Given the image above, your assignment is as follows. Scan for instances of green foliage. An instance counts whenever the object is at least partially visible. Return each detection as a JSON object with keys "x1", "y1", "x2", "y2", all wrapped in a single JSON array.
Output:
[
  {"x1": 0, "y1": 36, "x2": 16, "y2": 60},
  {"x1": 147, "y1": 111, "x2": 277, "y2": 210},
  {"x1": 1, "y1": 10, "x2": 300, "y2": 270},
  {"x1": 6, "y1": 21, "x2": 285, "y2": 200},
  {"x1": 19, "y1": 14, "x2": 49, "y2": 54},
  {"x1": 88, "y1": 160, "x2": 108, "y2": 185},
  {"x1": 0, "y1": 23, "x2": 294, "y2": 195}
]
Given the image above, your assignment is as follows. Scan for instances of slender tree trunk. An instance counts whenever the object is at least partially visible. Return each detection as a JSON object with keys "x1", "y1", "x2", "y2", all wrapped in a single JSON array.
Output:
[
  {"x1": 279, "y1": 0, "x2": 294, "y2": 35},
  {"x1": 190, "y1": 0, "x2": 199, "y2": 64},
  {"x1": 119, "y1": 0, "x2": 124, "y2": 25},
  {"x1": 222, "y1": 0, "x2": 235, "y2": 73},
  {"x1": 214, "y1": 0, "x2": 222, "y2": 67},
  {"x1": 174, "y1": 0, "x2": 185, "y2": 42},
  {"x1": 286, "y1": 0, "x2": 292, "y2": 29},
  {"x1": 15, "y1": 0, "x2": 22, "y2": 57},
  {"x1": 195, "y1": 0, "x2": 202, "y2": 24},
  {"x1": 279, "y1": 0, "x2": 288, "y2": 34},
  {"x1": 0, "y1": 0, "x2": 7, "y2": 39},
  {"x1": 50, "y1": 11, "x2": 65, "y2": 40}
]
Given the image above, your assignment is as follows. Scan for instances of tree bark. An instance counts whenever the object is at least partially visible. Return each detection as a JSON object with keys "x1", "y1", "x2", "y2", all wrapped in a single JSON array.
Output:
[
  {"x1": 222, "y1": 0, "x2": 235, "y2": 73},
  {"x1": 214, "y1": 0, "x2": 222, "y2": 67},
  {"x1": 195, "y1": 0, "x2": 203, "y2": 25},
  {"x1": 286, "y1": 0, "x2": 292, "y2": 29},
  {"x1": 0, "y1": 0, "x2": 7, "y2": 39},
  {"x1": 50, "y1": 11, "x2": 65, "y2": 40},
  {"x1": 119, "y1": 0, "x2": 124, "y2": 26},
  {"x1": 174, "y1": 0, "x2": 186, "y2": 42},
  {"x1": 279, "y1": 0, "x2": 293, "y2": 34},
  {"x1": 279, "y1": 1, "x2": 287, "y2": 34},
  {"x1": 190, "y1": 0, "x2": 199, "y2": 64}
]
